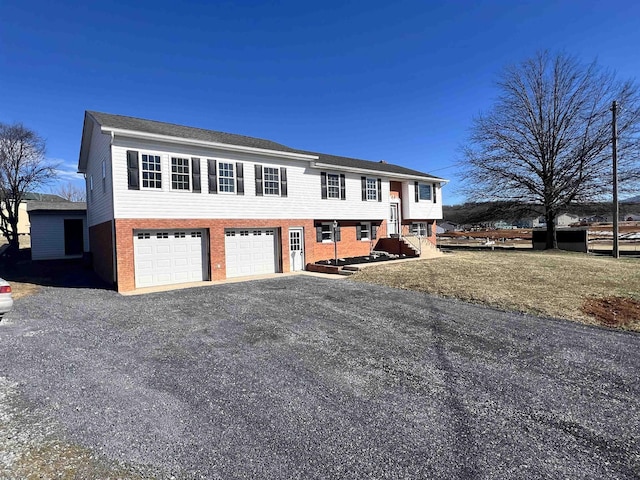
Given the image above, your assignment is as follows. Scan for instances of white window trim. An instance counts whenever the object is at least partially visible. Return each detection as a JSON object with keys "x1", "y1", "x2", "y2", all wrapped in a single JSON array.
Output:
[
  {"x1": 263, "y1": 166, "x2": 280, "y2": 196},
  {"x1": 360, "y1": 222, "x2": 371, "y2": 241},
  {"x1": 366, "y1": 177, "x2": 378, "y2": 201},
  {"x1": 417, "y1": 183, "x2": 432, "y2": 201},
  {"x1": 217, "y1": 161, "x2": 235, "y2": 194},
  {"x1": 140, "y1": 152, "x2": 163, "y2": 190},
  {"x1": 170, "y1": 156, "x2": 191, "y2": 192},
  {"x1": 327, "y1": 173, "x2": 340, "y2": 199},
  {"x1": 321, "y1": 222, "x2": 334, "y2": 243}
]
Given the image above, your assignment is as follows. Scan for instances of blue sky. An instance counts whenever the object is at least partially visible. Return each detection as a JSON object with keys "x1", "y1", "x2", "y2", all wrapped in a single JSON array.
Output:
[{"x1": 1, "y1": 0, "x2": 639, "y2": 204}]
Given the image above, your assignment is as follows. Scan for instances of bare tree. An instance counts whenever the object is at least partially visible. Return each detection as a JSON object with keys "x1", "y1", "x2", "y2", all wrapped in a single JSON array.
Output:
[
  {"x1": 462, "y1": 51, "x2": 640, "y2": 248},
  {"x1": 0, "y1": 123, "x2": 58, "y2": 252},
  {"x1": 55, "y1": 181, "x2": 86, "y2": 202}
]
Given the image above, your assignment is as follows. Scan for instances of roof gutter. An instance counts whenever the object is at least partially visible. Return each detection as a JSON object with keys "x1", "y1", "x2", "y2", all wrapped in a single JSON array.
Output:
[
  {"x1": 101, "y1": 127, "x2": 320, "y2": 161},
  {"x1": 310, "y1": 162, "x2": 448, "y2": 183}
]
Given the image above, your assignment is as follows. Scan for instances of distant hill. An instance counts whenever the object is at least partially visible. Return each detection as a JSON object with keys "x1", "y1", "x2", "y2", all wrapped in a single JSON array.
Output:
[{"x1": 622, "y1": 195, "x2": 640, "y2": 204}]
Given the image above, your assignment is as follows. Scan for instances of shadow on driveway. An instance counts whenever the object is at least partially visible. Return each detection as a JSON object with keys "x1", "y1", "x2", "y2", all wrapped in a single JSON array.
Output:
[{"x1": 0, "y1": 249, "x2": 111, "y2": 290}]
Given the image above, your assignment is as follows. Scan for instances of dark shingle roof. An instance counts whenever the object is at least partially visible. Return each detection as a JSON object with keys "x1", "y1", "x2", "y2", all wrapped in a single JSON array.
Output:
[
  {"x1": 23, "y1": 192, "x2": 69, "y2": 202},
  {"x1": 87, "y1": 111, "x2": 444, "y2": 180},
  {"x1": 27, "y1": 201, "x2": 86, "y2": 213}
]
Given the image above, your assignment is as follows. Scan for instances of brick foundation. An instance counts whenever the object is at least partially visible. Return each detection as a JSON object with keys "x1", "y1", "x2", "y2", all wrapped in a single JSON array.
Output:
[
  {"x1": 89, "y1": 220, "x2": 114, "y2": 285},
  {"x1": 108, "y1": 217, "x2": 438, "y2": 292}
]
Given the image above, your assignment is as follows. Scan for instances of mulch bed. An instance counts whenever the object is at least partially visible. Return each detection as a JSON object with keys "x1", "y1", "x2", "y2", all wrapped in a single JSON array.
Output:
[{"x1": 582, "y1": 296, "x2": 640, "y2": 329}]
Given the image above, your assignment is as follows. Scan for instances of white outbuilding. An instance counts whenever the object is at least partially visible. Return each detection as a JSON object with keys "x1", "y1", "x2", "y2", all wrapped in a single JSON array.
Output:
[{"x1": 27, "y1": 202, "x2": 88, "y2": 260}]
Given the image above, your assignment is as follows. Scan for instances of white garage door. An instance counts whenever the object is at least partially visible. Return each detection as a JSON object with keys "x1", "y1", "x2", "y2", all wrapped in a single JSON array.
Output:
[
  {"x1": 134, "y1": 230, "x2": 205, "y2": 288},
  {"x1": 225, "y1": 228, "x2": 277, "y2": 278}
]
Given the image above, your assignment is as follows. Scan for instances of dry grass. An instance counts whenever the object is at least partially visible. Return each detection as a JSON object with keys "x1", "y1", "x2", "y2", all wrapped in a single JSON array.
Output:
[
  {"x1": 351, "y1": 250, "x2": 640, "y2": 331},
  {"x1": 9, "y1": 282, "x2": 40, "y2": 300}
]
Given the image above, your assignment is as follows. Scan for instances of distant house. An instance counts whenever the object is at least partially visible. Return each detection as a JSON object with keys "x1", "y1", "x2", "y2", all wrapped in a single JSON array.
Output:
[
  {"x1": 1, "y1": 193, "x2": 68, "y2": 246},
  {"x1": 438, "y1": 221, "x2": 459, "y2": 232},
  {"x1": 532, "y1": 213, "x2": 580, "y2": 228},
  {"x1": 27, "y1": 201, "x2": 88, "y2": 260}
]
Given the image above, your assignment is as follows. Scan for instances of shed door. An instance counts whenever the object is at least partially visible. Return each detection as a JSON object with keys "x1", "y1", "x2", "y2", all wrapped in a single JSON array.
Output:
[
  {"x1": 64, "y1": 219, "x2": 84, "y2": 255},
  {"x1": 225, "y1": 228, "x2": 277, "y2": 278},
  {"x1": 134, "y1": 230, "x2": 205, "y2": 288}
]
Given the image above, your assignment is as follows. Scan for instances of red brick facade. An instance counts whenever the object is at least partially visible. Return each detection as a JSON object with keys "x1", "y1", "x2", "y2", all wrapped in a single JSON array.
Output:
[{"x1": 111, "y1": 218, "x2": 381, "y2": 292}]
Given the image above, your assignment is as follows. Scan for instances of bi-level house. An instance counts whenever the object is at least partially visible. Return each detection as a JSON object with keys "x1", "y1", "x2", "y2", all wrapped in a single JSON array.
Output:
[{"x1": 78, "y1": 111, "x2": 446, "y2": 292}]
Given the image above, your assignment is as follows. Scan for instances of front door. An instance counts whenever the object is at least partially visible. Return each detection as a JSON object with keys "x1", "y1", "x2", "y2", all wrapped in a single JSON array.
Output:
[
  {"x1": 289, "y1": 227, "x2": 305, "y2": 271},
  {"x1": 389, "y1": 204, "x2": 399, "y2": 236}
]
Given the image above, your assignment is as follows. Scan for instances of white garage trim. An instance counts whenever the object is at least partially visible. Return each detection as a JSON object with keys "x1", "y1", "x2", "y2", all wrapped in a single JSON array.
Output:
[
  {"x1": 134, "y1": 229, "x2": 207, "y2": 288},
  {"x1": 225, "y1": 228, "x2": 278, "y2": 278}
]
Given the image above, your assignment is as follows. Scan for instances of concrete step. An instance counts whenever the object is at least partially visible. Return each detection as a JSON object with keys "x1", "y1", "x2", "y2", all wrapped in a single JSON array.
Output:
[{"x1": 338, "y1": 269, "x2": 356, "y2": 276}]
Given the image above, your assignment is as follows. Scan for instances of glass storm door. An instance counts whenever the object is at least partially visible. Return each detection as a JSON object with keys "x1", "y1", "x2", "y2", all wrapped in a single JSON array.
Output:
[
  {"x1": 389, "y1": 204, "x2": 399, "y2": 236},
  {"x1": 289, "y1": 227, "x2": 305, "y2": 271}
]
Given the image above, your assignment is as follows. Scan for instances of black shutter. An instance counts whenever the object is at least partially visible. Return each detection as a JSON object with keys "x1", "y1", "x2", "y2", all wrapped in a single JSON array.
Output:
[
  {"x1": 361, "y1": 177, "x2": 366, "y2": 201},
  {"x1": 321, "y1": 172, "x2": 327, "y2": 199},
  {"x1": 335, "y1": 225, "x2": 341, "y2": 242},
  {"x1": 377, "y1": 178, "x2": 382, "y2": 202},
  {"x1": 236, "y1": 162, "x2": 244, "y2": 195},
  {"x1": 191, "y1": 158, "x2": 201, "y2": 192},
  {"x1": 356, "y1": 224, "x2": 362, "y2": 240},
  {"x1": 372, "y1": 224, "x2": 378, "y2": 240},
  {"x1": 340, "y1": 174, "x2": 346, "y2": 200},
  {"x1": 414, "y1": 181, "x2": 419, "y2": 202},
  {"x1": 127, "y1": 150, "x2": 139, "y2": 190},
  {"x1": 316, "y1": 226, "x2": 323, "y2": 242},
  {"x1": 255, "y1": 164, "x2": 263, "y2": 196},
  {"x1": 208, "y1": 159, "x2": 217, "y2": 194},
  {"x1": 280, "y1": 167, "x2": 287, "y2": 197},
  {"x1": 433, "y1": 183, "x2": 437, "y2": 203}
]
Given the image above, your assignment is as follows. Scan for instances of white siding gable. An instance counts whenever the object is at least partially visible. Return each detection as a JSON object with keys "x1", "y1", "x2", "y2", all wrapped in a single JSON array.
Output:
[{"x1": 85, "y1": 125, "x2": 113, "y2": 227}]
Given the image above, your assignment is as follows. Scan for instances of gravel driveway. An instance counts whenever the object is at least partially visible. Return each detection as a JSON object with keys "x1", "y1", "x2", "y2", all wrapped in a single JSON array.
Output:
[{"x1": 0, "y1": 275, "x2": 638, "y2": 479}]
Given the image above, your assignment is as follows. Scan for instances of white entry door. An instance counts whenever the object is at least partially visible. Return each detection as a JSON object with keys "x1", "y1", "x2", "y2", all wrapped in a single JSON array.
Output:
[
  {"x1": 225, "y1": 228, "x2": 277, "y2": 278},
  {"x1": 134, "y1": 230, "x2": 205, "y2": 288},
  {"x1": 389, "y1": 204, "x2": 399, "y2": 236},
  {"x1": 289, "y1": 227, "x2": 305, "y2": 271}
]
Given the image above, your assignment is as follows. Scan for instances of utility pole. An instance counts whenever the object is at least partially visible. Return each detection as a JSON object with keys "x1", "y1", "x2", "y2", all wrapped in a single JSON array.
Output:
[{"x1": 612, "y1": 100, "x2": 620, "y2": 259}]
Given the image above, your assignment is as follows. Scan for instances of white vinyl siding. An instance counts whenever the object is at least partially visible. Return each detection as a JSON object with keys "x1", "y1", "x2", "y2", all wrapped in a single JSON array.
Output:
[
  {"x1": 402, "y1": 182, "x2": 443, "y2": 220},
  {"x1": 85, "y1": 125, "x2": 113, "y2": 227},
  {"x1": 29, "y1": 213, "x2": 89, "y2": 260},
  {"x1": 110, "y1": 138, "x2": 440, "y2": 221}
]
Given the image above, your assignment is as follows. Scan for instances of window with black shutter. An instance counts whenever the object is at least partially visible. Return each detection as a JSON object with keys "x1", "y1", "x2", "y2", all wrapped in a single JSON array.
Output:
[
  {"x1": 191, "y1": 158, "x2": 201, "y2": 193},
  {"x1": 208, "y1": 159, "x2": 217, "y2": 193},
  {"x1": 127, "y1": 150, "x2": 139, "y2": 190}
]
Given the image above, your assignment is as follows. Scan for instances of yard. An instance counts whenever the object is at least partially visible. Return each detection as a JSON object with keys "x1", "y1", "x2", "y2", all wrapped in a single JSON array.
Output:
[{"x1": 351, "y1": 250, "x2": 640, "y2": 331}]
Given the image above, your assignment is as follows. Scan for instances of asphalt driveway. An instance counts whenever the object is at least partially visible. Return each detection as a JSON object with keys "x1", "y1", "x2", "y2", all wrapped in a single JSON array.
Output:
[{"x1": 0, "y1": 275, "x2": 638, "y2": 479}]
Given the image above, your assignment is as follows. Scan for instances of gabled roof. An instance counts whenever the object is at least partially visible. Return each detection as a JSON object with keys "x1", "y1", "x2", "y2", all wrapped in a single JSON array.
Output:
[
  {"x1": 82, "y1": 111, "x2": 445, "y2": 181},
  {"x1": 22, "y1": 192, "x2": 69, "y2": 202},
  {"x1": 27, "y1": 201, "x2": 86, "y2": 213}
]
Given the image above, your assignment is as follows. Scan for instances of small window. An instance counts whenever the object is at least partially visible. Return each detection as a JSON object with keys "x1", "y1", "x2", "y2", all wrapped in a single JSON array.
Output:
[
  {"x1": 191, "y1": 231, "x2": 202, "y2": 238},
  {"x1": 171, "y1": 157, "x2": 190, "y2": 190},
  {"x1": 366, "y1": 178, "x2": 377, "y2": 201},
  {"x1": 360, "y1": 222, "x2": 371, "y2": 241},
  {"x1": 142, "y1": 154, "x2": 162, "y2": 189},
  {"x1": 240, "y1": 230, "x2": 249, "y2": 236},
  {"x1": 174, "y1": 232, "x2": 186, "y2": 238},
  {"x1": 218, "y1": 162, "x2": 235, "y2": 193},
  {"x1": 156, "y1": 232, "x2": 169, "y2": 239},
  {"x1": 263, "y1": 167, "x2": 280, "y2": 196},
  {"x1": 226, "y1": 231, "x2": 235, "y2": 237},
  {"x1": 327, "y1": 174, "x2": 340, "y2": 198},
  {"x1": 418, "y1": 183, "x2": 431, "y2": 201},
  {"x1": 321, "y1": 223, "x2": 333, "y2": 242},
  {"x1": 253, "y1": 230, "x2": 262, "y2": 236},
  {"x1": 137, "y1": 232, "x2": 150, "y2": 240},
  {"x1": 102, "y1": 160, "x2": 106, "y2": 179},
  {"x1": 265, "y1": 230, "x2": 274, "y2": 236},
  {"x1": 411, "y1": 223, "x2": 428, "y2": 236},
  {"x1": 89, "y1": 175, "x2": 93, "y2": 191}
]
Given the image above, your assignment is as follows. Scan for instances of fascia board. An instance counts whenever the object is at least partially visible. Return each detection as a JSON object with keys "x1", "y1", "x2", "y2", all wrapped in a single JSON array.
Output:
[
  {"x1": 102, "y1": 127, "x2": 319, "y2": 161},
  {"x1": 310, "y1": 162, "x2": 449, "y2": 183}
]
